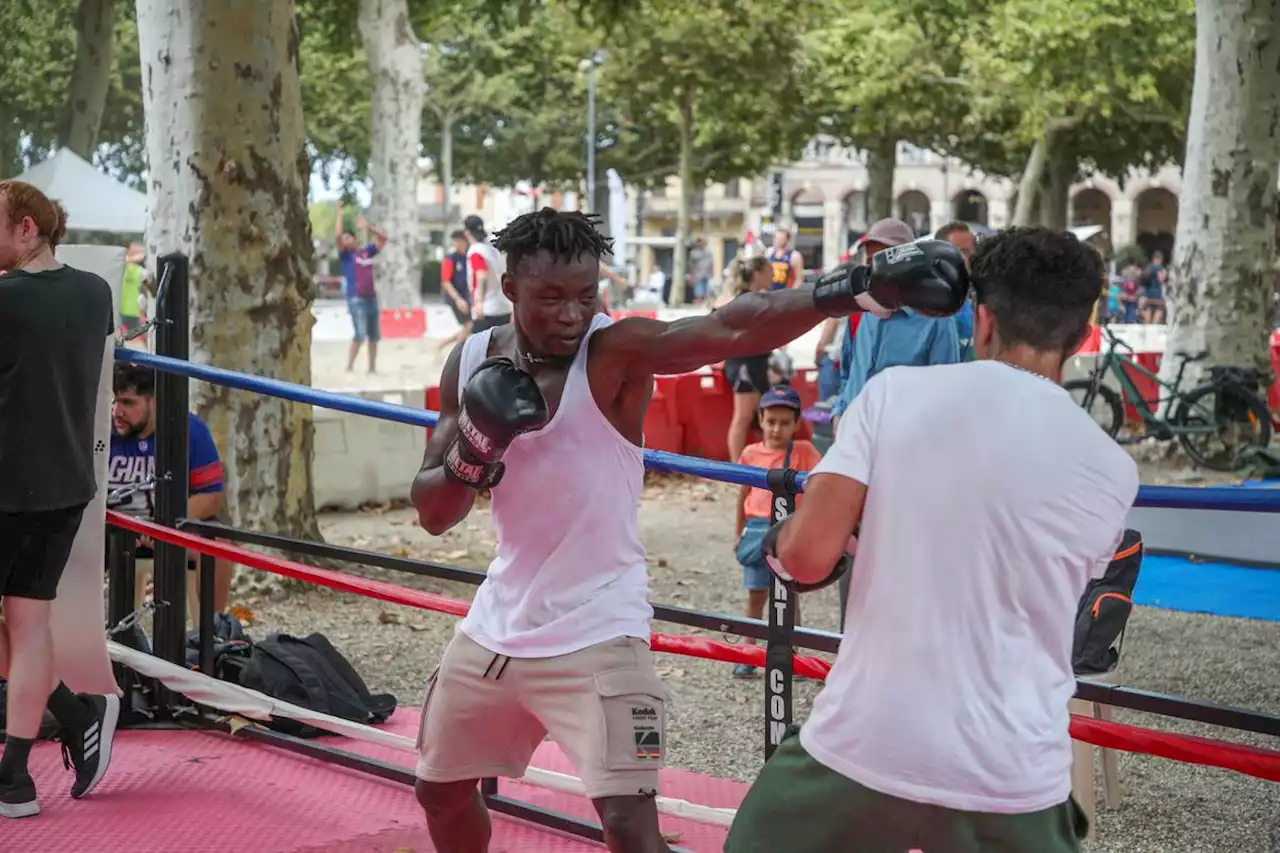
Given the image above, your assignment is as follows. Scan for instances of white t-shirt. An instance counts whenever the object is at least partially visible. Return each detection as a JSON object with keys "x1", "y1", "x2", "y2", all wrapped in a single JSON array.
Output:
[
  {"x1": 466, "y1": 241, "x2": 512, "y2": 317},
  {"x1": 800, "y1": 360, "x2": 1139, "y2": 814}
]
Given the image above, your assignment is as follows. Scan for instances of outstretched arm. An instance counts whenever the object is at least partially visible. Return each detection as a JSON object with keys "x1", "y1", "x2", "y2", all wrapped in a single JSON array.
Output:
[
  {"x1": 596, "y1": 288, "x2": 826, "y2": 377},
  {"x1": 409, "y1": 344, "x2": 477, "y2": 534}
]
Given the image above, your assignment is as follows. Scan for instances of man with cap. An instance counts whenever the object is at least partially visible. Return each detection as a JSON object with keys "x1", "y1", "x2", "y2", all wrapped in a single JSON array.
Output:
[
  {"x1": 831, "y1": 217, "x2": 961, "y2": 427},
  {"x1": 463, "y1": 215, "x2": 513, "y2": 333}
]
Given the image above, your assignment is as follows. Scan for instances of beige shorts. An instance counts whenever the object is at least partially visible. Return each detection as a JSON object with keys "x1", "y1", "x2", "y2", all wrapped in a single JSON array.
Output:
[{"x1": 415, "y1": 630, "x2": 667, "y2": 799}]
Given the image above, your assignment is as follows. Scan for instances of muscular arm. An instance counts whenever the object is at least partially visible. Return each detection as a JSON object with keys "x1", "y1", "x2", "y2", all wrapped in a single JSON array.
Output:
[
  {"x1": 776, "y1": 473, "x2": 866, "y2": 584},
  {"x1": 409, "y1": 343, "x2": 477, "y2": 534},
  {"x1": 595, "y1": 287, "x2": 826, "y2": 377},
  {"x1": 188, "y1": 492, "x2": 222, "y2": 521}
]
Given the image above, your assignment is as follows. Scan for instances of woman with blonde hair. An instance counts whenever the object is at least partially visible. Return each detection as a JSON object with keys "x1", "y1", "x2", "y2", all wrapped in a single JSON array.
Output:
[{"x1": 716, "y1": 255, "x2": 775, "y2": 462}]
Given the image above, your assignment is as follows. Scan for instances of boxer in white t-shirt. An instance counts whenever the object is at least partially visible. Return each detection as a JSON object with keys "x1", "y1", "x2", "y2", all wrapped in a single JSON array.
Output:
[{"x1": 726, "y1": 227, "x2": 1140, "y2": 853}]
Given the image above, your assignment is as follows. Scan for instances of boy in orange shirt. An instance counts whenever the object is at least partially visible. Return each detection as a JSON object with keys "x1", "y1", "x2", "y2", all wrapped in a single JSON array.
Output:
[{"x1": 732, "y1": 385, "x2": 823, "y2": 678}]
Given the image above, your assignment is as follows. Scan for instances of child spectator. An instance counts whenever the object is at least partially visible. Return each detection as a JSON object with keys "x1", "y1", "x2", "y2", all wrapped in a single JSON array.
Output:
[{"x1": 731, "y1": 385, "x2": 823, "y2": 678}]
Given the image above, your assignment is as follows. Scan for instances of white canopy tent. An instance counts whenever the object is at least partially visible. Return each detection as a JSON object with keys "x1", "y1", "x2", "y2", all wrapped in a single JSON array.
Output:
[{"x1": 8, "y1": 147, "x2": 147, "y2": 234}]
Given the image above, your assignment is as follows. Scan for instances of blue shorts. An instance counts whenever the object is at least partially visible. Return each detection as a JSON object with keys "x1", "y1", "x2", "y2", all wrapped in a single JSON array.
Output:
[
  {"x1": 736, "y1": 517, "x2": 773, "y2": 591},
  {"x1": 350, "y1": 296, "x2": 381, "y2": 343},
  {"x1": 693, "y1": 278, "x2": 710, "y2": 299}
]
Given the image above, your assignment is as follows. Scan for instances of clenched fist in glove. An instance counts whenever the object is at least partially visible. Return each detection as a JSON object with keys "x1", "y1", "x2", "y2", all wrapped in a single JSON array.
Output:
[
  {"x1": 761, "y1": 516, "x2": 858, "y2": 593},
  {"x1": 813, "y1": 239, "x2": 968, "y2": 319},
  {"x1": 445, "y1": 357, "x2": 549, "y2": 490}
]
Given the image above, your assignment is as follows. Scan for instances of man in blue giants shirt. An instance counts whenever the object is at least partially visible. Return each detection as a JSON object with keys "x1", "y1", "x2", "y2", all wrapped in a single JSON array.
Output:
[{"x1": 107, "y1": 364, "x2": 231, "y2": 615}]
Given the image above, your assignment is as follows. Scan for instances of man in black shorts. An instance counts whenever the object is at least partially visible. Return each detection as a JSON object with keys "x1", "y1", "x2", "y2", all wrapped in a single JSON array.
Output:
[{"x1": 0, "y1": 181, "x2": 121, "y2": 818}]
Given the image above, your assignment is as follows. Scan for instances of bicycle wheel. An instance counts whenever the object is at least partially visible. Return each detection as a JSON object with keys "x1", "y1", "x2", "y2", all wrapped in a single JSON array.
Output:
[
  {"x1": 1064, "y1": 380, "x2": 1123, "y2": 438},
  {"x1": 1172, "y1": 382, "x2": 1274, "y2": 471}
]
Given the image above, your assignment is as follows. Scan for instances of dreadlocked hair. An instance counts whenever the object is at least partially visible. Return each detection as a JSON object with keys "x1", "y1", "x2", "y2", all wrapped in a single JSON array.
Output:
[{"x1": 492, "y1": 207, "x2": 615, "y2": 269}]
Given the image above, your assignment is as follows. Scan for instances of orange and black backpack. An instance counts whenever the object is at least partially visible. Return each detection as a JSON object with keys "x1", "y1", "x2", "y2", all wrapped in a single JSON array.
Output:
[{"x1": 1072, "y1": 530, "x2": 1143, "y2": 675}]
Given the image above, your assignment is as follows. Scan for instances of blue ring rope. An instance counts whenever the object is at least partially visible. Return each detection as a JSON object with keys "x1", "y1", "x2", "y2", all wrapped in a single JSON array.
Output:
[{"x1": 116, "y1": 349, "x2": 1280, "y2": 512}]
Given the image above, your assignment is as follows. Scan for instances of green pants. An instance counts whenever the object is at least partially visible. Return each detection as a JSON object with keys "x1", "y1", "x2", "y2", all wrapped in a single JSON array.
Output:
[{"x1": 724, "y1": 728, "x2": 1088, "y2": 853}]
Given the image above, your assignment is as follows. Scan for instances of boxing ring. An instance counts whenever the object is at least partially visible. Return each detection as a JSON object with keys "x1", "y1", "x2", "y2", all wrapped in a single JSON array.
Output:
[{"x1": 13, "y1": 254, "x2": 1280, "y2": 852}]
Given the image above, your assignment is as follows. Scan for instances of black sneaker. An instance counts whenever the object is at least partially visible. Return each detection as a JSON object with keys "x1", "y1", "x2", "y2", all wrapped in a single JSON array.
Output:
[
  {"x1": 0, "y1": 773, "x2": 38, "y2": 819},
  {"x1": 59, "y1": 693, "x2": 120, "y2": 800}
]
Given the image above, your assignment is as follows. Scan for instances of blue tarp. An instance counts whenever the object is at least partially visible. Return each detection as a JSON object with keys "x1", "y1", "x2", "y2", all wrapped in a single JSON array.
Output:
[{"x1": 1135, "y1": 554, "x2": 1280, "y2": 622}]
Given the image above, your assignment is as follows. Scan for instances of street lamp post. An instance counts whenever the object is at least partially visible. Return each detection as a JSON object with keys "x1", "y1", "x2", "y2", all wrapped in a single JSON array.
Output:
[{"x1": 579, "y1": 51, "x2": 607, "y2": 215}]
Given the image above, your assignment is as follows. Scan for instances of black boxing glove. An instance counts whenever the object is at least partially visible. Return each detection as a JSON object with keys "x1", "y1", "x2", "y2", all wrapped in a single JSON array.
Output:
[
  {"x1": 813, "y1": 239, "x2": 968, "y2": 319},
  {"x1": 445, "y1": 357, "x2": 549, "y2": 489},
  {"x1": 760, "y1": 516, "x2": 856, "y2": 593}
]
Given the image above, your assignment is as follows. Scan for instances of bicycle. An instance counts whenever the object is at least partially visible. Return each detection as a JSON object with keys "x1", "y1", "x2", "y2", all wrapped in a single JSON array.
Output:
[{"x1": 1064, "y1": 325, "x2": 1273, "y2": 471}]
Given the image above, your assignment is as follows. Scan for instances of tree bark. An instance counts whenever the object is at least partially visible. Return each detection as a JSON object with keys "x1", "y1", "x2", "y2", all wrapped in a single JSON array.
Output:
[
  {"x1": 1162, "y1": 0, "x2": 1280, "y2": 386},
  {"x1": 1038, "y1": 138, "x2": 1073, "y2": 230},
  {"x1": 864, "y1": 137, "x2": 896, "y2": 222},
  {"x1": 63, "y1": 0, "x2": 116, "y2": 159},
  {"x1": 1012, "y1": 138, "x2": 1049, "y2": 227},
  {"x1": 440, "y1": 113, "x2": 454, "y2": 225},
  {"x1": 359, "y1": 0, "x2": 424, "y2": 309},
  {"x1": 1011, "y1": 118, "x2": 1079, "y2": 227},
  {"x1": 669, "y1": 87, "x2": 694, "y2": 307},
  {"x1": 137, "y1": 0, "x2": 321, "y2": 541}
]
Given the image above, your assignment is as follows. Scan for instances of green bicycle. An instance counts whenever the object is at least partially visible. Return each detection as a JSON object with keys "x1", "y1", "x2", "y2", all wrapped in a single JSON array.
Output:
[{"x1": 1064, "y1": 325, "x2": 1272, "y2": 471}]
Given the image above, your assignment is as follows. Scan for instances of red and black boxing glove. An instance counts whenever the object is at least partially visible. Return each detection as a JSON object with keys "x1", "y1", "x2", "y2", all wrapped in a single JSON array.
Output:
[
  {"x1": 760, "y1": 516, "x2": 857, "y2": 593},
  {"x1": 445, "y1": 357, "x2": 550, "y2": 490}
]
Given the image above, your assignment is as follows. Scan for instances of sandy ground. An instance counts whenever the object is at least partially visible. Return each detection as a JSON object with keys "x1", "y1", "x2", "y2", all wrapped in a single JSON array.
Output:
[
  {"x1": 233, "y1": 472, "x2": 1278, "y2": 853},
  {"x1": 236, "y1": 336, "x2": 1280, "y2": 852}
]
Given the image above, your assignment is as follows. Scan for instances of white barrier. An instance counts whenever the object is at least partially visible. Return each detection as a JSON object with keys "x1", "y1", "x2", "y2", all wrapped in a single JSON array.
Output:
[
  {"x1": 312, "y1": 389, "x2": 427, "y2": 509},
  {"x1": 49, "y1": 245, "x2": 124, "y2": 696}
]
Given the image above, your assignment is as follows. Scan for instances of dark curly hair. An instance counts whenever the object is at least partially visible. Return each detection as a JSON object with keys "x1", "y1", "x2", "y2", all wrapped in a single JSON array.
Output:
[
  {"x1": 970, "y1": 227, "x2": 1104, "y2": 356},
  {"x1": 113, "y1": 363, "x2": 156, "y2": 396},
  {"x1": 492, "y1": 208, "x2": 614, "y2": 270}
]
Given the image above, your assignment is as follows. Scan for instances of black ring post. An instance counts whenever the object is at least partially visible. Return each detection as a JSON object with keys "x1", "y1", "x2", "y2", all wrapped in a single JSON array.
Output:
[
  {"x1": 106, "y1": 527, "x2": 136, "y2": 692},
  {"x1": 198, "y1": 552, "x2": 217, "y2": 676},
  {"x1": 152, "y1": 253, "x2": 190, "y2": 686},
  {"x1": 763, "y1": 466, "x2": 799, "y2": 760}
]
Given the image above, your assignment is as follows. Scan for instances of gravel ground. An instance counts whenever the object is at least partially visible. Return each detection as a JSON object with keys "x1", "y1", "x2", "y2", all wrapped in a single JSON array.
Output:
[{"x1": 232, "y1": 468, "x2": 1280, "y2": 853}]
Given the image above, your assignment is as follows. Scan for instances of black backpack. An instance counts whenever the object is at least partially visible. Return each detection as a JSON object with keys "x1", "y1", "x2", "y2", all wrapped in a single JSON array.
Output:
[
  {"x1": 1073, "y1": 530, "x2": 1143, "y2": 675},
  {"x1": 235, "y1": 633, "x2": 397, "y2": 738},
  {"x1": 184, "y1": 613, "x2": 254, "y2": 681}
]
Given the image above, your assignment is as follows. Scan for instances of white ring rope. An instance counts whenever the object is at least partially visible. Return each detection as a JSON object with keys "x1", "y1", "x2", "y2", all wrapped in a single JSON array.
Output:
[{"x1": 108, "y1": 640, "x2": 738, "y2": 827}]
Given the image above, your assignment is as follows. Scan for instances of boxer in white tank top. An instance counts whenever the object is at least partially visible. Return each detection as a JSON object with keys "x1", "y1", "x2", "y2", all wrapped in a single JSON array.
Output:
[{"x1": 408, "y1": 208, "x2": 958, "y2": 853}]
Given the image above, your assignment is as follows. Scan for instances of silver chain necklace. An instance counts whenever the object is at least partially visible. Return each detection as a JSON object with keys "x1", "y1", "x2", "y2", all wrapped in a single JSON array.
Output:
[
  {"x1": 518, "y1": 349, "x2": 553, "y2": 365},
  {"x1": 996, "y1": 359, "x2": 1057, "y2": 385}
]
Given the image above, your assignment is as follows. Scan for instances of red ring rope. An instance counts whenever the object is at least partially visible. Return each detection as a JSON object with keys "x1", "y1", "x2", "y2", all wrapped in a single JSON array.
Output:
[{"x1": 108, "y1": 511, "x2": 1280, "y2": 783}]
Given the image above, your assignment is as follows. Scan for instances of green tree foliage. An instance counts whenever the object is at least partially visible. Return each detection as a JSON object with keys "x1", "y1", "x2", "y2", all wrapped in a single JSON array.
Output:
[
  {"x1": 599, "y1": 0, "x2": 817, "y2": 301},
  {"x1": 962, "y1": 0, "x2": 1195, "y2": 221},
  {"x1": 419, "y1": 3, "x2": 592, "y2": 190},
  {"x1": 297, "y1": 7, "x2": 372, "y2": 195},
  {"x1": 0, "y1": 0, "x2": 79, "y2": 177}
]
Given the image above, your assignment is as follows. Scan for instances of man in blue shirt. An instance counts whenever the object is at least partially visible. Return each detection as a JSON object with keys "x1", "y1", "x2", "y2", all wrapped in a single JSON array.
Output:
[
  {"x1": 831, "y1": 219, "x2": 963, "y2": 426},
  {"x1": 936, "y1": 221, "x2": 976, "y2": 359},
  {"x1": 831, "y1": 307, "x2": 962, "y2": 421},
  {"x1": 335, "y1": 202, "x2": 389, "y2": 374},
  {"x1": 107, "y1": 365, "x2": 231, "y2": 616}
]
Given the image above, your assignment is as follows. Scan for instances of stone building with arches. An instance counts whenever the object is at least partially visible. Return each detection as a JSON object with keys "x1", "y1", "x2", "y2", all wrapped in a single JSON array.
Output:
[{"x1": 634, "y1": 137, "x2": 1183, "y2": 284}]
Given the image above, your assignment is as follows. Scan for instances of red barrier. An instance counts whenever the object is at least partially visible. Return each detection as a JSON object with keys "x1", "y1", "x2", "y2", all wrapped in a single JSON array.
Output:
[
  {"x1": 380, "y1": 308, "x2": 426, "y2": 339},
  {"x1": 610, "y1": 310, "x2": 658, "y2": 321},
  {"x1": 1270, "y1": 332, "x2": 1280, "y2": 416},
  {"x1": 108, "y1": 511, "x2": 1280, "y2": 785},
  {"x1": 1071, "y1": 324, "x2": 1103, "y2": 356},
  {"x1": 424, "y1": 386, "x2": 441, "y2": 442},
  {"x1": 673, "y1": 371, "x2": 736, "y2": 461},
  {"x1": 644, "y1": 377, "x2": 684, "y2": 453}
]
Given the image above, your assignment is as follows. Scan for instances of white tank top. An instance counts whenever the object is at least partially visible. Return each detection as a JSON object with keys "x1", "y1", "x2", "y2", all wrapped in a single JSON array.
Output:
[{"x1": 456, "y1": 314, "x2": 653, "y2": 657}]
